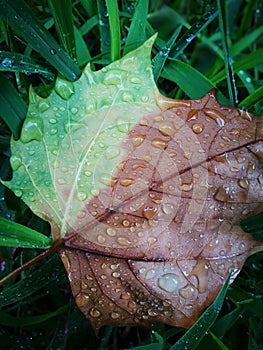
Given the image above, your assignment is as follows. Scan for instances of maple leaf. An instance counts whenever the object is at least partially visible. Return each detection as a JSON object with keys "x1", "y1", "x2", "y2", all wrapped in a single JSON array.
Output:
[{"x1": 2, "y1": 36, "x2": 263, "y2": 333}]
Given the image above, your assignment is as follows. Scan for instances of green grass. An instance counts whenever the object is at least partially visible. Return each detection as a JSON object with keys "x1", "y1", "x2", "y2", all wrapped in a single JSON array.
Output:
[{"x1": 0, "y1": 0, "x2": 263, "y2": 349}]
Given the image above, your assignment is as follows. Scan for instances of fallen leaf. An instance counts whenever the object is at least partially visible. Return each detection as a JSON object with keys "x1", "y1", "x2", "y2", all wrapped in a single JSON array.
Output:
[{"x1": 3, "y1": 35, "x2": 263, "y2": 333}]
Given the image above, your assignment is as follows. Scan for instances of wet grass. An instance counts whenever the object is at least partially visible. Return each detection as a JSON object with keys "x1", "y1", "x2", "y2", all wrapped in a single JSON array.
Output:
[{"x1": 0, "y1": 0, "x2": 263, "y2": 349}]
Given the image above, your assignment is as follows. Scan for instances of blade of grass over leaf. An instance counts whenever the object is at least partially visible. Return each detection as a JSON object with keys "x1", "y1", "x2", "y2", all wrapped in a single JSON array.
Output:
[
  {"x1": 123, "y1": 0, "x2": 149, "y2": 55},
  {"x1": 209, "y1": 331, "x2": 229, "y2": 350},
  {"x1": 217, "y1": 0, "x2": 238, "y2": 106},
  {"x1": 152, "y1": 26, "x2": 182, "y2": 80},
  {"x1": 170, "y1": 272, "x2": 232, "y2": 350},
  {"x1": 0, "y1": 0, "x2": 81, "y2": 81},
  {"x1": 47, "y1": 0, "x2": 76, "y2": 61},
  {"x1": 169, "y1": 3, "x2": 218, "y2": 59},
  {"x1": 161, "y1": 59, "x2": 229, "y2": 104},
  {"x1": 105, "y1": 0, "x2": 121, "y2": 62},
  {"x1": 241, "y1": 212, "x2": 263, "y2": 240},
  {"x1": 74, "y1": 26, "x2": 91, "y2": 67},
  {"x1": 0, "y1": 73, "x2": 26, "y2": 138},
  {"x1": 0, "y1": 217, "x2": 52, "y2": 248},
  {"x1": 0, "y1": 51, "x2": 55, "y2": 80}
]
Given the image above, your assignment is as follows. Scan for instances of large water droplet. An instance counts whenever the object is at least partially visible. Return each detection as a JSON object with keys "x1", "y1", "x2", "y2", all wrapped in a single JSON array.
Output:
[
  {"x1": 192, "y1": 123, "x2": 204, "y2": 134},
  {"x1": 55, "y1": 78, "x2": 74, "y2": 100},
  {"x1": 143, "y1": 207, "x2": 157, "y2": 220},
  {"x1": 89, "y1": 307, "x2": 101, "y2": 318},
  {"x1": 157, "y1": 273, "x2": 180, "y2": 293},
  {"x1": 179, "y1": 284, "x2": 195, "y2": 299},
  {"x1": 116, "y1": 118, "x2": 130, "y2": 133},
  {"x1": 132, "y1": 134, "x2": 145, "y2": 147},
  {"x1": 103, "y1": 70, "x2": 123, "y2": 85},
  {"x1": 158, "y1": 121, "x2": 176, "y2": 136},
  {"x1": 38, "y1": 100, "x2": 50, "y2": 112},
  {"x1": 77, "y1": 191, "x2": 87, "y2": 201},
  {"x1": 151, "y1": 138, "x2": 167, "y2": 149},
  {"x1": 120, "y1": 178, "x2": 134, "y2": 186},
  {"x1": 20, "y1": 117, "x2": 43, "y2": 143},
  {"x1": 10, "y1": 156, "x2": 22, "y2": 170},
  {"x1": 106, "y1": 227, "x2": 117, "y2": 236}
]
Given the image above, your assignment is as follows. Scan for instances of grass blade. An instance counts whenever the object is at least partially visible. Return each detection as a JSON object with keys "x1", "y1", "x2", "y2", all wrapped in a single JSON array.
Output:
[
  {"x1": 123, "y1": 0, "x2": 149, "y2": 55},
  {"x1": 217, "y1": 0, "x2": 238, "y2": 106},
  {"x1": 0, "y1": 0, "x2": 81, "y2": 81},
  {"x1": 170, "y1": 272, "x2": 232, "y2": 350},
  {"x1": 105, "y1": 0, "x2": 121, "y2": 61},
  {"x1": 153, "y1": 26, "x2": 182, "y2": 81},
  {"x1": 47, "y1": 0, "x2": 76, "y2": 61},
  {"x1": 238, "y1": 86, "x2": 263, "y2": 112},
  {"x1": 169, "y1": 3, "x2": 218, "y2": 59},
  {"x1": 97, "y1": 0, "x2": 110, "y2": 56},
  {"x1": 0, "y1": 51, "x2": 54, "y2": 80},
  {"x1": 0, "y1": 73, "x2": 27, "y2": 138},
  {"x1": 0, "y1": 217, "x2": 52, "y2": 249},
  {"x1": 162, "y1": 59, "x2": 229, "y2": 104}
]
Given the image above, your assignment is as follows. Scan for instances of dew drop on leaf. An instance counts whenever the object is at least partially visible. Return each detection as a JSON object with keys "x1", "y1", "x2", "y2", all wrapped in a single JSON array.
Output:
[
  {"x1": 55, "y1": 78, "x2": 75, "y2": 100},
  {"x1": 20, "y1": 117, "x2": 43, "y2": 143}
]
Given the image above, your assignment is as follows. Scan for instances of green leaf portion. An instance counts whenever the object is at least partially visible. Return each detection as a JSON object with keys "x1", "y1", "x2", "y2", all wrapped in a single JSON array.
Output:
[
  {"x1": 2, "y1": 36, "x2": 160, "y2": 240},
  {"x1": 0, "y1": 217, "x2": 51, "y2": 248},
  {"x1": 170, "y1": 272, "x2": 232, "y2": 350},
  {"x1": 0, "y1": 0, "x2": 80, "y2": 81}
]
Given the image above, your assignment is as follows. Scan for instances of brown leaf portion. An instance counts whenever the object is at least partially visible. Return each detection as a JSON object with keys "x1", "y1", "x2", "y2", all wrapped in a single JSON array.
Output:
[{"x1": 60, "y1": 91, "x2": 263, "y2": 331}]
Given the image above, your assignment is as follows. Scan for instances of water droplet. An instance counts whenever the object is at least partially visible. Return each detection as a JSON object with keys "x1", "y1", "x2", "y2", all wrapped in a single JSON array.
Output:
[
  {"x1": 257, "y1": 175, "x2": 263, "y2": 186},
  {"x1": 157, "y1": 273, "x2": 180, "y2": 293},
  {"x1": 128, "y1": 301, "x2": 136, "y2": 308},
  {"x1": 50, "y1": 49, "x2": 57, "y2": 55},
  {"x1": 99, "y1": 173, "x2": 112, "y2": 186},
  {"x1": 106, "y1": 228, "x2": 117, "y2": 236},
  {"x1": 161, "y1": 203, "x2": 174, "y2": 215},
  {"x1": 130, "y1": 76, "x2": 141, "y2": 84},
  {"x1": 214, "y1": 187, "x2": 229, "y2": 202},
  {"x1": 55, "y1": 78, "x2": 74, "y2": 100},
  {"x1": 122, "y1": 219, "x2": 130, "y2": 227},
  {"x1": 132, "y1": 135, "x2": 145, "y2": 147},
  {"x1": 148, "y1": 309, "x2": 158, "y2": 317},
  {"x1": 84, "y1": 170, "x2": 92, "y2": 177},
  {"x1": 122, "y1": 91, "x2": 134, "y2": 102},
  {"x1": 49, "y1": 118, "x2": 57, "y2": 124},
  {"x1": 97, "y1": 235, "x2": 106, "y2": 244},
  {"x1": 143, "y1": 207, "x2": 157, "y2": 220},
  {"x1": 50, "y1": 128, "x2": 58, "y2": 135},
  {"x1": 158, "y1": 121, "x2": 176, "y2": 136},
  {"x1": 117, "y1": 236, "x2": 131, "y2": 246},
  {"x1": 120, "y1": 292, "x2": 131, "y2": 300},
  {"x1": 20, "y1": 117, "x2": 43, "y2": 143},
  {"x1": 77, "y1": 191, "x2": 87, "y2": 201},
  {"x1": 110, "y1": 312, "x2": 120, "y2": 319},
  {"x1": 179, "y1": 183, "x2": 193, "y2": 192},
  {"x1": 238, "y1": 242, "x2": 245, "y2": 250},
  {"x1": 71, "y1": 107, "x2": 78, "y2": 114},
  {"x1": 104, "y1": 70, "x2": 123, "y2": 85},
  {"x1": 120, "y1": 178, "x2": 134, "y2": 186},
  {"x1": 89, "y1": 307, "x2": 101, "y2": 318},
  {"x1": 192, "y1": 123, "x2": 204, "y2": 134},
  {"x1": 144, "y1": 269, "x2": 155, "y2": 279},
  {"x1": 117, "y1": 118, "x2": 130, "y2": 133},
  {"x1": 10, "y1": 156, "x2": 22, "y2": 170},
  {"x1": 204, "y1": 108, "x2": 226, "y2": 126},
  {"x1": 14, "y1": 189, "x2": 23, "y2": 197},
  {"x1": 105, "y1": 145, "x2": 120, "y2": 159},
  {"x1": 238, "y1": 178, "x2": 249, "y2": 190},
  {"x1": 38, "y1": 100, "x2": 50, "y2": 112},
  {"x1": 179, "y1": 285, "x2": 195, "y2": 299},
  {"x1": 151, "y1": 138, "x2": 167, "y2": 149},
  {"x1": 112, "y1": 271, "x2": 120, "y2": 278}
]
